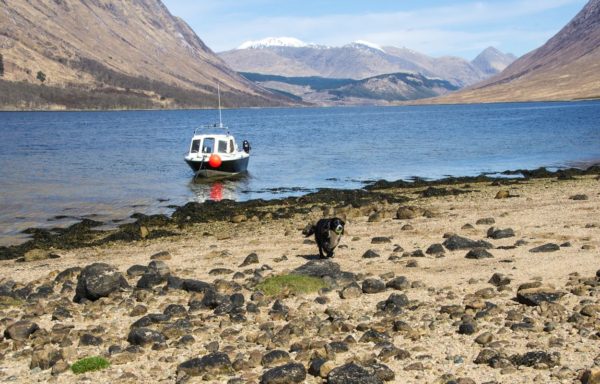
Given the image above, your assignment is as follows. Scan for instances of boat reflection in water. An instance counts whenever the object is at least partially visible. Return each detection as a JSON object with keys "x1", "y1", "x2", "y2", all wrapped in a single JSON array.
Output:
[{"x1": 188, "y1": 175, "x2": 251, "y2": 203}]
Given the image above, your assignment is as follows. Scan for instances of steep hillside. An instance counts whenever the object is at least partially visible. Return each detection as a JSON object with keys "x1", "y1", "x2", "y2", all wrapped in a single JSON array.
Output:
[
  {"x1": 0, "y1": 0, "x2": 290, "y2": 109},
  {"x1": 429, "y1": 0, "x2": 600, "y2": 103}
]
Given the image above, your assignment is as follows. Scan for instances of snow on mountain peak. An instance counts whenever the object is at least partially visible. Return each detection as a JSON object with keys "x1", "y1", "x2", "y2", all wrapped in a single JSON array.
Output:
[
  {"x1": 350, "y1": 40, "x2": 385, "y2": 53},
  {"x1": 237, "y1": 37, "x2": 309, "y2": 49}
]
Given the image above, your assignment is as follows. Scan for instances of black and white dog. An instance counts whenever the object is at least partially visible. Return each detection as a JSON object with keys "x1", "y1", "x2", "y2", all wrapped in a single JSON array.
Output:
[{"x1": 303, "y1": 217, "x2": 345, "y2": 258}]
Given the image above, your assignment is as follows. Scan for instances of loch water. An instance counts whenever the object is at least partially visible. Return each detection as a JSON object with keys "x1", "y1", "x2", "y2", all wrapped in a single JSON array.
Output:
[{"x1": 1, "y1": 101, "x2": 599, "y2": 245}]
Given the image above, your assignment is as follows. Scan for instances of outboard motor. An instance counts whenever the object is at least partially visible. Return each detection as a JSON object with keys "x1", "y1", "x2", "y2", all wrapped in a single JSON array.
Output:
[{"x1": 242, "y1": 140, "x2": 251, "y2": 154}]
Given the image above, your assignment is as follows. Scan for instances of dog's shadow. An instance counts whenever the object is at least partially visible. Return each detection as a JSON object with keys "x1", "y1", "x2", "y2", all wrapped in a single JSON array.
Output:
[{"x1": 296, "y1": 254, "x2": 322, "y2": 261}]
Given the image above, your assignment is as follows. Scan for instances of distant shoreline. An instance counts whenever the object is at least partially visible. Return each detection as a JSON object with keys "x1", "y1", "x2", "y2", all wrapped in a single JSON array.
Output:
[{"x1": 1, "y1": 96, "x2": 599, "y2": 113}]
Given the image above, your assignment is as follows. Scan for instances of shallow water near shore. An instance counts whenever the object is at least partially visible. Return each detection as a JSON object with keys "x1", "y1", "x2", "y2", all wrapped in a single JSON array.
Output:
[{"x1": 1, "y1": 101, "x2": 599, "y2": 245}]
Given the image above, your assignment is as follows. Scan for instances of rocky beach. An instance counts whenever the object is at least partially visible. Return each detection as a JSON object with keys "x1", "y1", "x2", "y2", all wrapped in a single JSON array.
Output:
[{"x1": 1, "y1": 169, "x2": 599, "y2": 384}]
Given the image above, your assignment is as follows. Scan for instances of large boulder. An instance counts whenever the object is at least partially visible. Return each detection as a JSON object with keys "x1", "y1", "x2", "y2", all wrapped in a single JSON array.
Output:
[{"x1": 73, "y1": 263, "x2": 129, "y2": 303}]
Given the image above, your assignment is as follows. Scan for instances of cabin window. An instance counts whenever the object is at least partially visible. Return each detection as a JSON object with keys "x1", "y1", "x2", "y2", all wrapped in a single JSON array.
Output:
[
  {"x1": 202, "y1": 138, "x2": 214, "y2": 153},
  {"x1": 218, "y1": 140, "x2": 228, "y2": 153},
  {"x1": 229, "y1": 140, "x2": 235, "y2": 153},
  {"x1": 191, "y1": 139, "x2": 201, "y2": 153}
]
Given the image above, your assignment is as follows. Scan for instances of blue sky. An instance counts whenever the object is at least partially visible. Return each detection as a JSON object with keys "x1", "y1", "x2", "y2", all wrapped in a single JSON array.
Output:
[{"x1": 161, "y1": 0, "x2": 588, "y2": 59}]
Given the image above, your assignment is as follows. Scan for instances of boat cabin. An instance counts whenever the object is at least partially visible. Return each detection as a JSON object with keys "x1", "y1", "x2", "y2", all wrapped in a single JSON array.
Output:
[{"x1": 184, "y1": 126, "x2": 250, "y2": 177}]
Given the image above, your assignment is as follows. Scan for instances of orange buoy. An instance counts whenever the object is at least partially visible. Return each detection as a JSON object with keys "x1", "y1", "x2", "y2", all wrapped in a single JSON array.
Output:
[{"x1": 208, "y1": 154, "x2": 222, "y2": 168}]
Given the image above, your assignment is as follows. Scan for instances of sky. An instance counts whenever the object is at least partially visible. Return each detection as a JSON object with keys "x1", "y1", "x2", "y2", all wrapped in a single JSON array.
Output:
[{"x1": 161, "y1": 0, "x2": 588, "y2": 59}]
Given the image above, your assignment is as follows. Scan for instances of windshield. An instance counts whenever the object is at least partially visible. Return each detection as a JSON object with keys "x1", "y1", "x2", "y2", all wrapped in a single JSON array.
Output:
[
  {"x1": 191, "y1": 139, "x2": 201, "y2": 153},
  {"x1": 202, "y1": 138, "x2": 214, "y2": 154}
]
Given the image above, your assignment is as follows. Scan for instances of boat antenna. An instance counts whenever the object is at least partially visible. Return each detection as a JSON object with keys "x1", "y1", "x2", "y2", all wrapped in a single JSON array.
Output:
[{"x1": 217, "y1": 83, "x2": 223, "y2": 128}]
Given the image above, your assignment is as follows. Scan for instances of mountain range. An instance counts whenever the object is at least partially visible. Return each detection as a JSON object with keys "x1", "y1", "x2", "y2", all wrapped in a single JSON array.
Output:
[
  {"x1": 0, "y1": 0, "x2": 291, "y2": 110},
  {"x1": 219, "y1": 39, "x2": 516, "y2": 88},
  {"x1": 428, "y1": 0, "x2": 600, "y2": 103}
]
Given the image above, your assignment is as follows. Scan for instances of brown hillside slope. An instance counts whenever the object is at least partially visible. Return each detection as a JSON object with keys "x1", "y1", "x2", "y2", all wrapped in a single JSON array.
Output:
[
  {"x1": 0, "y1": 0, "x2": 288, "y2": 109},
  {"x1": 425, "y1": 0, "x2": 600, "y2": 104}
]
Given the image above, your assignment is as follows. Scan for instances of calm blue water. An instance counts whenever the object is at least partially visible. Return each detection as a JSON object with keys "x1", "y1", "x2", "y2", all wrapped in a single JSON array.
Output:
[{"x1": 1, "y1": 101, "x2": 600, "y2": 245}]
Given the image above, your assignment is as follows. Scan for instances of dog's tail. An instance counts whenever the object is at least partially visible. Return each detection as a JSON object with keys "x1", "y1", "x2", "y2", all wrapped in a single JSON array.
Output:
[{"x1": 302, "y1": 224, "x2": 316, "y2": 237}]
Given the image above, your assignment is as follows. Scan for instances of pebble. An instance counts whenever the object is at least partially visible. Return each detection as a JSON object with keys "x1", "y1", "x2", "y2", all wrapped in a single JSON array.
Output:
[
  {"x1": 362, "y1": 250, "x2": 381, "y2": 258},
  {"x1": 465, "y1": 248, "x2": 494, "y2": 259},
  {"x1": 362, "y1": 279, "x2": 386, "y2": 294},
  {"x1": 371, "y1": 237, "x2": 391, "y2": 244},
  {"x1": 529, "y1": 243, "x2": 560, "y2": 253}
]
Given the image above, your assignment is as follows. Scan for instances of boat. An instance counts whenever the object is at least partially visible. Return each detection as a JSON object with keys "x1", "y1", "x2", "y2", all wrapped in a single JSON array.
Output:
[{"x1": 184, "y1": 86, "x2": 250, "y2": 179}]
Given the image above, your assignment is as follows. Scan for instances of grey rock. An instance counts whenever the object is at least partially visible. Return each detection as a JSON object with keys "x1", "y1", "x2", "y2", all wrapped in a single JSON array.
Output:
[
  {"x1": 79, "y1": 333, "x2": 102, "y2": 346},
  {"x1": 371, "y1": 237, "x2": 391, "y2": 244},
  {"x1": 476, "y1": 218, "x2": 495, "y2": 225},
  {"x1": 488, "y1": 273, "x2": 511, "y2": 287},
  {"x1": 410, "y1": 249, "x2": 425, "y2": 257},
  {"x1": 136, "y1": 272, "x2": 165, "y2": 289},
  {"x1": 487, "y1": 227, "x2": 515, "y2": 239},
  {"x1": 362, "y1": 249, "x2": 381, "y2": 259},
  {"x1": 127, "y1": 328, "x2": 166, "y2": 346},
  {"x1": 340, "y1": 282, "x2": 363, "y2": 299},
  {"x1": 209, "y1": 268, "x2": 234, "y2": 276},
  {"x1": 465, "y1": 248, "x2": 494, "y2": 259},
  {"x1": 308, "y1": 358, "x2": 326, "y2": 377},
  {"x1": 570, "y1": 194, "x2": 588, "y2": 200},
  {"x1": 529, "y1": 243, "x2": 560, "y2": 253},
  {"x1": 458, "y1": 322, "x2": 477, "y2": 335},
  {"x1": 368, "y1": 363, "x2": 395, "y2": 382},
  {"x1": 4, "y1": 320, "x2": 39, "y2": 341},
  {"x1": 376, "y1": 293, "x2": 409, "y2": 315},
  {"x1": 260, "y1": 362, "x2": 306, "y2": 384},
  {"x1": 131, "y1": 313, "x2": 171, "y2": 328},
  {"x1": 426, "y1": 244, "x2": 445, "y2": 255},
  {"x1": 360, "y1": 329, "x2": 390, "y2": 343},
  {"x1": 517, "y1": 287, "x2": 565, "y2": 306},
  {"x1": 163, "y1": 304, "x2": 187, "y2": 317},
  {"x1": 126, "y1": 265, "x2": 148, "y2": 277},
  {"x1": 362, "y1": 279, "x2": 386, "y2": 294},
  {"x1": 54, "y1": 267, "x2": 82, "y2": 283},
  {"x1": 148, "y1": 260, "x2": 170, "y2": 277},
  {"x1": 443, "y1": 235, "x2": 492, "y2": 251},
  {"x1": 510, "y1": 351, "x2": 560, "y2": 368},
  {"x1": 177, "y1": 352, "x2": 233, "y2": 376},
  {"x1": 240, "y1": 252, "x2": 259, "y2": 267},
  {"x1": 74, "y1": 263, "x2": 129, "y2": 302},
  {"x1": 327, "y1": 363, "x2": 383, "y2": 384},
  {"x1": 181, "y1": 279, "x2": 213, "y2": 293},
  {"x1": 261, "y1": 350, "x2": 290, "y2": 367},
  {"x1": 385, "y1": 276, "x2": 409, "y2": 290},
  {"x1": 294, "y1": 260, "x2": 342, "y2": 279}
]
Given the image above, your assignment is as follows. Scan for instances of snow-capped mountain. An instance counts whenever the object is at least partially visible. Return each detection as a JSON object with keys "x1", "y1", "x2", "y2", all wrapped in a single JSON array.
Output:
[
  {"x1": 347, "y1": 40, "x2": 386, "y2": 53},
  {"x1": 237, "y1": 37, "x2": 313, "y2": 49},
  {"x1": 220, "y1": 38, "x2": 516, "y2": 87}
]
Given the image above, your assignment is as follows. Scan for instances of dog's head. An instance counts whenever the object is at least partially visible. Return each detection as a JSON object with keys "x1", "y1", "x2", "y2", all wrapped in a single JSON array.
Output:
[{"x1": 330, "y1": 218, "x2": 345, "y2": 235}]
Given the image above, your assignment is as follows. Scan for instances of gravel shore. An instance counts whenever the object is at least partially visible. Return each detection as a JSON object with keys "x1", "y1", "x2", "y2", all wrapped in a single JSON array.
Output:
[{"x1": 1, "y1": 174, "x2": 599, "y2": 383}]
